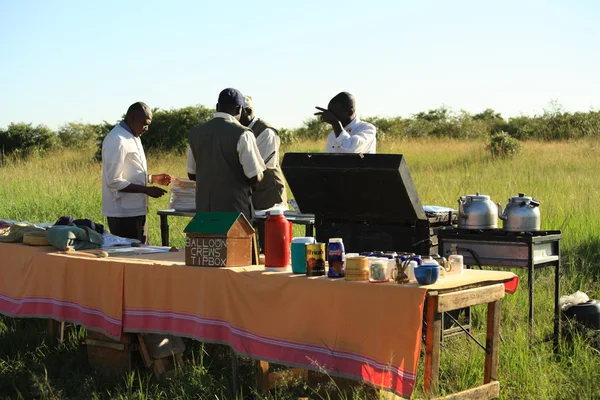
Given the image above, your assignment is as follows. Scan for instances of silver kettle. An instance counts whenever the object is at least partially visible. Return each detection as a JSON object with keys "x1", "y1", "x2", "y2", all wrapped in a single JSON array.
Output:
[
  {"x1": 457, "y1": 193, "x2": 498, "y2": 229},
  {"x1": 497, "y1": 193, "x2": 541, "y2": 232}
]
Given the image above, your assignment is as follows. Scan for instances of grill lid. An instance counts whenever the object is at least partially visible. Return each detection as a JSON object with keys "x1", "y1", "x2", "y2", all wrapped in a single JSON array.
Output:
[{"x1": 281, "y1": 153, "x2": 426, "y2": 222}]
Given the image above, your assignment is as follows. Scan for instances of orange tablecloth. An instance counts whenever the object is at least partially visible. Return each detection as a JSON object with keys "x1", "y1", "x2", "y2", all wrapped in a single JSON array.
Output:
[
  {"x1": 0, "y1": 243, "x2": 123, "y2": 338},
  {"x1": 0, "y1": 244, "x2": 516, "y2": 398}
]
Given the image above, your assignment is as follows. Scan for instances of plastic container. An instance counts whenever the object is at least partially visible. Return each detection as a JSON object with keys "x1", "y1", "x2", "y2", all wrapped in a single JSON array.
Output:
[
  {"x1": 327, "y1": 238, "x2": 346, "y2": 278},
  {"x1": 264, "y1": 210, "x2": 292, "y2": 271},
  {"x1": 345, "y1": 256, "x2": 370, "y2": 281},
  {"x1": 369, "y1": 258, "x2": 389, "y2": 282},
  {"x1": 291, "y1": 237, "x2": 315, "y2": 274}
]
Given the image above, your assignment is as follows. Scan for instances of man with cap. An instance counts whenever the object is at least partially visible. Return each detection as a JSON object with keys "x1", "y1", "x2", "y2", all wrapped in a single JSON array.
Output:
[
  {"x1": 239, "y1": 95, "x2": 287, "y2": 211},
  {"x1": 187, "y1": 88, "x2": 265, "y2": 221},
  {"x1": 315, "y1": 92, "x2": 377, "y2": 154},
  {"x1": 102, "y1": 101, "x2": 171, "y2": 243}
]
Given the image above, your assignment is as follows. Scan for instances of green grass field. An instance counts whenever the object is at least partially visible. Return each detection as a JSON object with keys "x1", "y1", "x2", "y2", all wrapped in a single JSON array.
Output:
[{"x1": 0, "y1": 139, "x2": 599, "y2": 399}]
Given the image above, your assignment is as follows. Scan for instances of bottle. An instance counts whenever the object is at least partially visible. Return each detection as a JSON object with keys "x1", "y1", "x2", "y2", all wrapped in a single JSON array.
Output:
[
  {"x1": 264, "y1": 210, "x2": 292, "y2": 271},
  {"x1": 327, "y1": 238, "x2": 346, "y2": 278}
]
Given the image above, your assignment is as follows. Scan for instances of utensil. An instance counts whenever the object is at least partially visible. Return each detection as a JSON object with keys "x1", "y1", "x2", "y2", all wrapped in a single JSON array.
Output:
[
  {"x1": 497, "y1": 193, "x2": 541, "y2": 232},
  {"x1": 457, "y1": 193, "x2": 498, "y2": 229}
]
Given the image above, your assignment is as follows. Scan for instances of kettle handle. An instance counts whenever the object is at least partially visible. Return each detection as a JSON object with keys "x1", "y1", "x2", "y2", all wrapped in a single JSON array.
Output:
[{"x1": 530, "y1": 200, "x2": 540, "y2": 207}]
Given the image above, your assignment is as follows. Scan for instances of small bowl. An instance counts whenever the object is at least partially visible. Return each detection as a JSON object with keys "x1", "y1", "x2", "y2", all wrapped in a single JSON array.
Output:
[{"x1": 414, "y1": 266, "x2": 440, "y2": 285}]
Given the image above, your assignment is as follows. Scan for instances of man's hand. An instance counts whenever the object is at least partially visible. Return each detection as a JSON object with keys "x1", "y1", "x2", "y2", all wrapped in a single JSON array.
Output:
[
  {"x1": 146, "y1": 186, "x2": 167, "y2": 198},
  {"x1": 314, "y1": 107, "x2": 339, "y2": 125},
  {"x1": 152, "y1": 173, "x2": 171, "y2": 186},
  {"x1": 315, "y1": 106, "x2": 343, "y2": 136}
]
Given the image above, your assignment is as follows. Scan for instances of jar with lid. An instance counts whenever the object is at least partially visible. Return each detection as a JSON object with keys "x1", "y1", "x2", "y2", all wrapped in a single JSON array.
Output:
[{"x1": 369, "y1": 258, "x2": 389, "y2": 282}]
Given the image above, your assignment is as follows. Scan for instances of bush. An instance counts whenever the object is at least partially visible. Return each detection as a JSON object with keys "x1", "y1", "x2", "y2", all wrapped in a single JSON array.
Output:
[
  {"x1": 0, "y1": 122, "x2": 58, "y2": 159},
  {"x1": 142, "y1": 105, "x2": 213, "y2": 153},
  {"x1": 486, "y1": 131, "x2": 522, "y2": 158},
  {"x1": 278, "y1": 128, "x2": 297, "y2": 145},
  {"x1": 57, "y1": 122, "x2": 99, "y2": 149}
]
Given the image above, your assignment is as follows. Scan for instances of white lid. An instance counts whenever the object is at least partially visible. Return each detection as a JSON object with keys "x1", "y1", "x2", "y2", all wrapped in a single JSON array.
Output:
[
  {"x1": 269, "y1": 209, "x2": 283, "y2": 216},
  {"x1": 421, "y1": 259, "x2": 439, "y2": 266},
  {"x1": 292, "y1": 237, "x2": 315, "y2": 244},
  {"x1": 329, "y1": 238, "x2": 343, "y2": 243}
]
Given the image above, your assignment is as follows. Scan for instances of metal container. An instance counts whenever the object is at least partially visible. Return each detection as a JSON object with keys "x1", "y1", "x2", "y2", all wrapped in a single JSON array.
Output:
[
  {"x1": 306, "y1": 243, "x2": 326, "y2": 276},
  {"x1": 497, "y1": 193, "x2": 541, "y2": 232},
  {"x1": 457, "y1": 193, "x2": 498, "y2": 229}
]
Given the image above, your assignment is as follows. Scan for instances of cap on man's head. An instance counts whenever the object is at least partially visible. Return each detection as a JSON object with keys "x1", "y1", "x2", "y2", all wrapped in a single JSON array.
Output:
[
  {"x1": 218, "y1": 88, "x2": 245, "y2": 106},
  {"x1": 243, "y1": 95, "x2": 253, "y2": 110}
]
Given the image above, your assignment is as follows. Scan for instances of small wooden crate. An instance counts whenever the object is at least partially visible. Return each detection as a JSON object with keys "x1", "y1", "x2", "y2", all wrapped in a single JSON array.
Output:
[
  {"x1": 184, "y1": 212, "x2": 254, "y2": 267},
  {"x1": 85, "y1": 331, "x2": 135, "y2": 376}
]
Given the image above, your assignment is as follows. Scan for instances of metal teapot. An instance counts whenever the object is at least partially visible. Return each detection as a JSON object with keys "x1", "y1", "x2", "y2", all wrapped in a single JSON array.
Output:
[
  {"x1": 457, "y1": 193, "x2": 498, "y2": 229},
  {"x1": 497, "y1": 193, "x2": 541, "y2": 232}
]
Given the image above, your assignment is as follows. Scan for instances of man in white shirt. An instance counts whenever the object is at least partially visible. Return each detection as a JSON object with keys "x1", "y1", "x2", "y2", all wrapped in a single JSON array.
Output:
[
  {"x1": 316, "y1": 92, "x2": 377, "y2": 154},
  {"x1": 102, "y1": 102, "x2": 171, "y2": 243},
  {"x1": 239, "y1": 95, "x2": 287, "y2": 211},
  {"x1": 187, "y1": 88, "x2": 265, "y2": 222}
]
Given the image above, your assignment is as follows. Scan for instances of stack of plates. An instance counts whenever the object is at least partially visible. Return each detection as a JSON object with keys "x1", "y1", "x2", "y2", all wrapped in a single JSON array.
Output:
[{"x1": 345, "y1": 256, "x2": 369, "y2": 281}]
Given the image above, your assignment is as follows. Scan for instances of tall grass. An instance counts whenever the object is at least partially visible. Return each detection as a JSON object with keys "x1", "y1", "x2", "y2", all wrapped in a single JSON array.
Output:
[{"x1": 0, "y1": 139, "x2": 599, "y2": 399}]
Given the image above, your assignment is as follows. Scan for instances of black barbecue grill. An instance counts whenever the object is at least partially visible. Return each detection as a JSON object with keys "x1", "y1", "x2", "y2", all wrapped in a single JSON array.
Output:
[{"x1": 281, "y1": 153, "x2": 456, "y2": 255}]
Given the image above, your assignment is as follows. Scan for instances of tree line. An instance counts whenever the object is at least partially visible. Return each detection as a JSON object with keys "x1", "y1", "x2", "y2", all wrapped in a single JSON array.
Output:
[{"x1": 1, "y1": 103, "x2": 599, "y2": 161}]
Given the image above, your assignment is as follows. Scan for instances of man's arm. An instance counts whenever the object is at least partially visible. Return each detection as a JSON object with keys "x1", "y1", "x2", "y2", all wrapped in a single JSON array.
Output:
[
  {"x1": 237, "y1": 131, "x2": 266, "y2": 183},
  {"x1": 333, "y1": 124, "x2": 376, "y2": 153},
  {"x1": 102, "y1": 137, "x2": 166, "y2": 198},
  {"x1": 256, "y1": 128, "x2": 279, "y2": 168},
  {"x1": 186, "y1": 146, "x2": 197, "y2": 181}
]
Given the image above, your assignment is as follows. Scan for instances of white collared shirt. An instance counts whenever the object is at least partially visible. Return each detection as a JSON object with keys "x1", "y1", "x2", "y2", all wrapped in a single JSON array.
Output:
[
  {"x1": 324, "y1": 117, "x2": 377, "y2": 154},
  {"x1": 102, "y1": 123, "x2": 148, "y2": 217},
  {"x1": 248, "y1": 117, "x2": 280, "y2": 169},
  {"x1": 186, "y1": 112, "x2": 266, "y2": 180}
]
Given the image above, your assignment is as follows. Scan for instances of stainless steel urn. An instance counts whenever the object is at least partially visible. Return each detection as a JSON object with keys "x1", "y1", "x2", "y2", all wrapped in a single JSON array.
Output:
[
  {"x1": 457, "y1": 193, "x2": 498, "y2": 229},
  {"x1": 497, "y1": 193, "x2": 541, "y2": 232}
]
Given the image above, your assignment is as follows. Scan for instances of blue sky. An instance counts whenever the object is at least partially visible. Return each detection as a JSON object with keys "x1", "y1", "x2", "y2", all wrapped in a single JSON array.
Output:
[{"x1": 1, "y1": 0, "x2": 598, "y2": 130}]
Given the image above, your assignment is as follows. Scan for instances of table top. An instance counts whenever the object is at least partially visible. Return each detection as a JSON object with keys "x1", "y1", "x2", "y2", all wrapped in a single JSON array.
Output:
[{"x1": 157, "y1": 209, "x2": 315, "y2": 223}]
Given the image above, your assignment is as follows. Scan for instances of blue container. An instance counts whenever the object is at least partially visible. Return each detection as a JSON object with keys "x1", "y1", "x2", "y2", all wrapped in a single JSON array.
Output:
[
  {"x1": 414, "y1": 265, "x2": 440, "y2": 285},
  {"x1": 291, "y1": 237, "x2": 315, "y2": 274},
  {"x1": 327, "y1": 238, "x2": 346, "y2": 278}
]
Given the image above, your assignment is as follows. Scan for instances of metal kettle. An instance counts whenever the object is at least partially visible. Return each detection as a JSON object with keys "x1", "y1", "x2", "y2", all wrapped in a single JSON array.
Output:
[
  {"x1": 457, "y1": 193, "x2": 498, "y2": 229},
  {"x1": 497, "y1": 193, "x2": 541, "y2": 232}
]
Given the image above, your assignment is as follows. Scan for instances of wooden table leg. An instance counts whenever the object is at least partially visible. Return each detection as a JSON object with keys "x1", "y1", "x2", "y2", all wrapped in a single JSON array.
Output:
[
  {"x1": 231, "y1": 348, "x2": 239, "y2": 396},
  {"x1": 424, "y1": 296, "x2": 441, "y2": 397},
  {"x1": 47, "y1": 319, "x2": 59, "y2": 346},
  {"x1": 160, "y1": 214, "x2": 169, "y2": 247},
  {"x1": 256, "y1": 360, "x2": 270, "y2": 393},
  {"x1": 484, "y1": 300, "x2": 501, "y2": 383}
]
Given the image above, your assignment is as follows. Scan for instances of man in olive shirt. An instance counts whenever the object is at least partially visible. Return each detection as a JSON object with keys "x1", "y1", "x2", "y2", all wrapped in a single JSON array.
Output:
[{"x1": 240, "y1": 95, "x2": 287, "y2": 211}]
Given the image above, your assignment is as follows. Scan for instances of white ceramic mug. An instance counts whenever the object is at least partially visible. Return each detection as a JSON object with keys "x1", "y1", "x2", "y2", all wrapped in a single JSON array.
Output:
[{"x1": 449, "y1": 255, "x2": 464, "y2": 274}]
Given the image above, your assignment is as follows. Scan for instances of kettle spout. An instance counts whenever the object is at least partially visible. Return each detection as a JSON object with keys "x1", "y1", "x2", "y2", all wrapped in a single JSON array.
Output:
[
  {"x1": 458, "y1": 197, "x2": 467, "y2": 218},
  {"x1": 497, "y1": 203, "x2": 508, "y2": 221}
]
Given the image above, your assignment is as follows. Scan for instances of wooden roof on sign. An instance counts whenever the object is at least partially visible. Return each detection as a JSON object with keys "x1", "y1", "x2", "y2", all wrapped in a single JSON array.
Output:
[{"x1": 184, "y1": 212, "x2": 254, "y2": 237}]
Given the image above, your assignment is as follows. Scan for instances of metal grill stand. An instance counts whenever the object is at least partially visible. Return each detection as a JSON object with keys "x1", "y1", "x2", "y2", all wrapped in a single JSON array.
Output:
[{"x1": 438, "y1": 229, "x2": 561, "y2": 348}]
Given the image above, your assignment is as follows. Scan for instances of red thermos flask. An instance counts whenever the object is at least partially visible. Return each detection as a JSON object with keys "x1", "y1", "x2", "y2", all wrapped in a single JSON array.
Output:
[{"x1": 264, "y1": 210, "x2": 292, "y2": 270}]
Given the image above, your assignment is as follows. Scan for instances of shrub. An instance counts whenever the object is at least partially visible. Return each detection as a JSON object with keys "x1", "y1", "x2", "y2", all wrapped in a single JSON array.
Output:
[
  {"x1": 278, "y1": 128, "x2": 297, "y2": 145},
  {"x1": 486, "y1": 131, "x2": 522, "y2": 158},
  {"x1": 57, "y1": 122, "x2": 99, "y2": 149},
  {"x1": 0, "y1": 122, "x2": 58, "y2": 159}
]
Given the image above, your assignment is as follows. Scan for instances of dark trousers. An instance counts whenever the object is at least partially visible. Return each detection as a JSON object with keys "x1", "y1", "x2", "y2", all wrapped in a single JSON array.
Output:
[{"x1": 107, "y1": 215, "x2": 148, "y2": 244}]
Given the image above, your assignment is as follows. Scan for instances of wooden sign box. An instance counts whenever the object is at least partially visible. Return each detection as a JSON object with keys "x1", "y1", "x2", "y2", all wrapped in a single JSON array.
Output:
[{"x1": 184, "y1": 212, "x2": 254, "y2": 267}]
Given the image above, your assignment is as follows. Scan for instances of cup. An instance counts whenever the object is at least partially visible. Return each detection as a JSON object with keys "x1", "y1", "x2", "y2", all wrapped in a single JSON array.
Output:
[
  {"x1": 414, "y1": 260, "x2": 446, "y2": 285},
  {"x1": 449, "y1": 255, "x2": 464, "y2": 274},
  {"x1": 291, "y1": 237, "x2": 315, "y2": 274}
]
